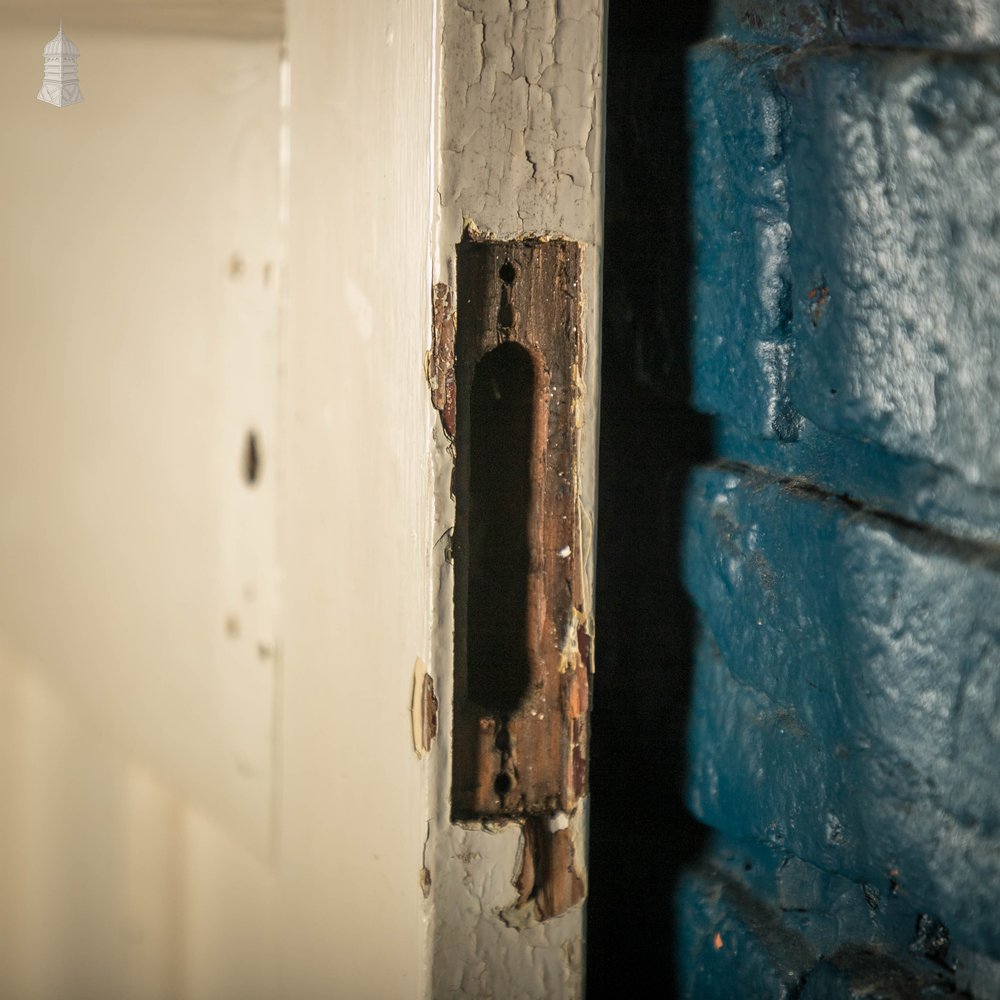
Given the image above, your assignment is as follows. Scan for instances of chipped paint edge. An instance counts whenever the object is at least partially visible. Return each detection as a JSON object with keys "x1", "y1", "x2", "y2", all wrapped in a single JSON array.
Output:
[{"x1": 425, "y1": 0, "x2": 606, "y2": 996}]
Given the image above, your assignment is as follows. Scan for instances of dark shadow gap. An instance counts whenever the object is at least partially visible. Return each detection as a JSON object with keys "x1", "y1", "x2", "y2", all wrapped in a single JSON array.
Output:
[{"x1": 587, "y1": 3, "x2": 714, "y2": 997}]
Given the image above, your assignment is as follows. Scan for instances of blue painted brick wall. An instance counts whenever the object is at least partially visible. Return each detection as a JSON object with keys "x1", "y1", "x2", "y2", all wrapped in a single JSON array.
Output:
[
  {"x1": 784, "y1": 50, "x2": 1000, "y2": 486},
  {"x1": 683, "y1": 2, "x2": 1000, "y2": 995},
  {"x1": 676, "y1": 834, "x2": 962, "y2": 997},
  {"x1": 685, "y1": 468, "x2": 1000, "y2": 949}
]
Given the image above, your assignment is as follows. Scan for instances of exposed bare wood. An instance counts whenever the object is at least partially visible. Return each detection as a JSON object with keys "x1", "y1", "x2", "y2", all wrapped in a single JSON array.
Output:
[
  {"x1": 451, "y1": 234, "x2": 591, "y2": 822},
  {"x1": 428, "y1": 283, "x2": 457, "y2": 440},
  {"x1": 515, "y1": 818, "x2": 586, "y2": 922}
]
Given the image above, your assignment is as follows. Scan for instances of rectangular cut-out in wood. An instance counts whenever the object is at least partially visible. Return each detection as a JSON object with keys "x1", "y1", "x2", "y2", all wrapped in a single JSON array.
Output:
[{"x1": 451, "y1": 234, "x2": 590, "y2": 821}]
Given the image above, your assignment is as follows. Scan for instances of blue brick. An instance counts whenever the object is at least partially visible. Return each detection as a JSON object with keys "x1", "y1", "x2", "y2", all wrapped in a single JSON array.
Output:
[
  {"x1": 714, "y1": 420, "x2": 1000, "y2": 546},
  {"x1": 684, "y1": 3, "x2": 1000, "y2": 991},
  {"x1": 711, "y1": 0, "x2": 1000, "y2": 48},
  {"x1": 690, "y1": 43, "x2": 799, "y2": 441},
  {"x1": 955, "y1": 946, "x2": 1000, "y2": 998},
  {"x1": 676, "y1": 864, "x2": 816, "y2": 999},
  {"x1": 675, "y1": 858, "x2": 964, "y2": 997},
  {"x1": 685, "y1": 631, "x2": 1000, "y2": 961},
  {"x1": 706, "y1": 836, "x2": 920, "y2": 960},
  {"x1": 784, "y1": 50, "x2": 1000, "y2": 489},
  {"x1": 798, "y1": 950, "x2": 962, "y2": 999},
  {"x1": 691, "y1": 43, "x2": 1000, "y2": 492},
  {"x1": 683, "y1": 466, "x2": 1000, "y2": 957}
]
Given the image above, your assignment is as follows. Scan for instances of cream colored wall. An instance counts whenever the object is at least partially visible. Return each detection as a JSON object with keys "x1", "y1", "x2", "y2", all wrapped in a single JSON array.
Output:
[{"x1": 0, "y1": 3, "x2": 435, "y2": 997}]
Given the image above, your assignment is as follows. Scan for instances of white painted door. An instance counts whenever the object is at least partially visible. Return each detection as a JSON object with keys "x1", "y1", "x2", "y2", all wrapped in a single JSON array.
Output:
[
  {"x1": 0, "y1": 2, "x2": 604, "y2": 997},
  {"x1": 0, "y1": 3, "x2": 434, "y2": 997}
]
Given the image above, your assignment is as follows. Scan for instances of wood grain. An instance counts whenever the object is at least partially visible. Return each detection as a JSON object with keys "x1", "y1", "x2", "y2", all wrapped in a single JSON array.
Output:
[{"x1": 451, "y1": 234, "x2": 590, "y2": 822}]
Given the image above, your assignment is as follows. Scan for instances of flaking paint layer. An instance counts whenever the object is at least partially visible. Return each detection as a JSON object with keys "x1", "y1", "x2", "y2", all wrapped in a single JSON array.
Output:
[
  {"x1": 429, "y1": 1, "x2": 605, "y2": 997},
  {"x1": 439, "y1": 0, "x2": 603, "y2": 245}
]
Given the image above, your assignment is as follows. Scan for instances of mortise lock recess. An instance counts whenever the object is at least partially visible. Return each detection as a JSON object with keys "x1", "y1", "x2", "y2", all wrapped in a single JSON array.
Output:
[{"x1": 451, "y1": 234, "x2": 590, "y2": 824}]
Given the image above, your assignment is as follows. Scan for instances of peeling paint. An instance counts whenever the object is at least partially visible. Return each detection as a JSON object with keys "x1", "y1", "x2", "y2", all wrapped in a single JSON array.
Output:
[
  {"x1": 427, "y1": 283, "x2": 457, "y2": 439},
  {"x1": 429, "y1": 0, "x2": 603, "y2": 995},
  {"x1": 411, "y1": 658, "x2": 438, "y2": 759},
  {"x1": 513, "y1": 817, "x2": 586, "y2": 922},
  {"x1": 438, "y1": 0, "x2": 604, "y2": 254}
]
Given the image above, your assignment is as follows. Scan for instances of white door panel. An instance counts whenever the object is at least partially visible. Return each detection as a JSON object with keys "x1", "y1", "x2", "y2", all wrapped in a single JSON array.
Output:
[{"x1": 0, "y1": 22, "x2": 280, "y2": 855}]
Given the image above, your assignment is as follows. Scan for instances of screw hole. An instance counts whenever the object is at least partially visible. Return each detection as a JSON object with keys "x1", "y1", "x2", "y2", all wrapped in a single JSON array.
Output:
[
  {"x1": 243, "y1": 430, "x2": 261, "y2": 486},
  {"x1": 499, "y1": 260, "x2": 516, "y2": 286},
  {"x1": 494, "y1": 772, "x2": 513, "y2": 797}
]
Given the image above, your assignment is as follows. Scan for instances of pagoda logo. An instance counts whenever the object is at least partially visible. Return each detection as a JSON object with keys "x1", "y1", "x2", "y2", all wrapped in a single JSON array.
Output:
[{"x1": 38, "y1": 20, "x2": 83, "y2": 108}]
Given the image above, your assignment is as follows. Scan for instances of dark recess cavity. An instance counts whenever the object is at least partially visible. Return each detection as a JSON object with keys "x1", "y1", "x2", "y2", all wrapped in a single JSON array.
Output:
[
  {"x1": 587, "y1": 0, "x2": 713, "y2": 996},
  {"x1": 467, "y1": 341, "x2": 536, "y2": 716}
]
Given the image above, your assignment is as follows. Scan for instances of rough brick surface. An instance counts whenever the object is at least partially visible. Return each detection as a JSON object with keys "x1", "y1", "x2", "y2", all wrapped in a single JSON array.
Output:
[
  {"x1": 798, "y1": 950, "x2": 966, "y2": 1000},
  {"x1": 715, "y1": 421, "x2": 1000, "y2": 546},
  {"x1": 684, "y1": 467, "x2": 1000, "y2": 957},
  {"x1": 684, "y1": 2, "x2": 1000, "y2": 995},
  {"x1": 690, "y1": 45, "x2": 796, "y2": 442},
  {"x1": 677, "y1": 838, "x2": 969, "y2": 997},
  {"x1": 711, "y1": 0, "x2": 1000, "y2": 48},
  {"x1": 676, "y1": 864, "x2": 816, "y2": 999},
  {"x1": 707, "y1": 837, "x2": 921, "y2": 960},
  {"x1": 785, "y1": 50, "x2": 1000, "y2": 488},
  {"x1": 692, "y1": 42, "x2": 1000, "y2": 490}
]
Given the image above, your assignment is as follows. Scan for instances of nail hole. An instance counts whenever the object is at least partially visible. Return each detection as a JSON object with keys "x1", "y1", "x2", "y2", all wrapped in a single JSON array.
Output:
[
  {"x1": 494, "y1": 772, "x2": 513, "y2": 796},
  {"x1": 243, "y1": 430, "x2": 261, "y2": 486},
  {"x1": 498, "y1": 293, "x2": 516, "y2": 330},
  {"x1": 499, "y1": 260, "x2": 516, "y2": 286}
]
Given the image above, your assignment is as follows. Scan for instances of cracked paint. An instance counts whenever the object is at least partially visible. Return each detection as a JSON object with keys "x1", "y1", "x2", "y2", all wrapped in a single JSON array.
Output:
[
  {"x1": 439, "y1": 0, "x2": 603, "y2": 245},
  {"x1": 429, "y1": 0, "x2": 604, "y2": 996}
]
